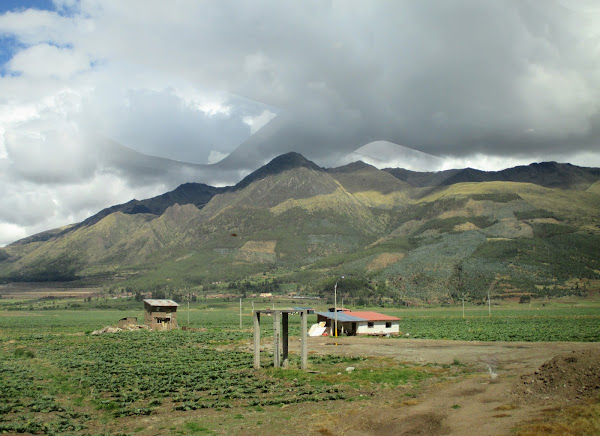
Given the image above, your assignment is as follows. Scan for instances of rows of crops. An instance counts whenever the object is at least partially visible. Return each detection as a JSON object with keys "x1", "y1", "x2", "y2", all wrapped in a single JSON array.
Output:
[
  {"x1": 4, "y1": 303, "x2": 600, "y2": 340},
  {"x1": 0, "y1": 301, "x2": 598, "y2": 434},
  {"x1": 0, "y1": 329, "x2": 353, "y2": 434},
  {"x1": 0, "y1": 360, "x2": 92, "y2": 434},
  {"x1": 394, "y1": 315, "x2": 600, "y2": 341}
]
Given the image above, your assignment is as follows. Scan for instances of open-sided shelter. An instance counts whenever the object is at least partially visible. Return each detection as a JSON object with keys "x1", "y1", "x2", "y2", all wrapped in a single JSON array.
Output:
[{"x1": 143, "y1": 299, "x2": 179, "y2": 331}]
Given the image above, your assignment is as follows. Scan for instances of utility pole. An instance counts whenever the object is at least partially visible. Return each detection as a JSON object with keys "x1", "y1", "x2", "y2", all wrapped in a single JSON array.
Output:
[
  {"x1": 239, "y1": 298, "x2": 242, "y2": 329},
  {"x1": 334, "y1": 282, "x2": 338, "y2": 337},
  {"x1": 333, "y1": 276, "x2": 344, "y2": 337},
  {"x1": 187, "y1": 292, "x2": 190, "y2": 325}
]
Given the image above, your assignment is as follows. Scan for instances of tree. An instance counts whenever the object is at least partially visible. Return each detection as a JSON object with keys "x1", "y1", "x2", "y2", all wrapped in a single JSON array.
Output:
[{"x1": 152, "y1": 289, "x2": 166, "y2": 299}]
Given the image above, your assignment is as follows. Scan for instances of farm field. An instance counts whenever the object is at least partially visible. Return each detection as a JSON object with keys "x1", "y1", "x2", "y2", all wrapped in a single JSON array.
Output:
[{"x1": 0, "y1": 298, "x2": 599, "y2": 435}]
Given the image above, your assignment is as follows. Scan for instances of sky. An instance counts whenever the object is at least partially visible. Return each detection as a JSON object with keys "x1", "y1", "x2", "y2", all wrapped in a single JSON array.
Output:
[{"x1": 1, "y1": 0, "x2": 600, "y2": 246}]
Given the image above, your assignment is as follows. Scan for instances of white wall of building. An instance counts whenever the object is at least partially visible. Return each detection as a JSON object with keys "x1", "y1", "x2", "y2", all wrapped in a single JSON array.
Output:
[{"x1": 356, "y1": 321, "x2": 399, "y2": 335}]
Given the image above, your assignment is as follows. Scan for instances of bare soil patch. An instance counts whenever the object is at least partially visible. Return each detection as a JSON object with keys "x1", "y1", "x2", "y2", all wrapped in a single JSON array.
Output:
[
  {"x1": 367, "y1": 253, "x2": 405, "y2": 271},
  {"x1": 280, "y1": 337, "x2": 600, "y2": 435},
  {"x1": 0, "y1": 282, "x2": 100, "y2": 299},
  {"x1": 453, "y1": 222, "x2": 479, "y2": 232},
  {"x1": 239, "y1": 240, "x2": 277, "y2": 253}
]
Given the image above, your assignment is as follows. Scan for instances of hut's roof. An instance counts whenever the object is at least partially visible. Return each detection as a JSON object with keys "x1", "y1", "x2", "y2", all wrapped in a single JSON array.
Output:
[
  {"x1": 143, "y1": 299, "x2": 179, "y2": 307},
  {"x1": 316, "y1": 312, "x2": 367, "y2": 322},
  {"x1": 348, "y1": 311, "x2": 400, "y2": 321},
  {"x1": 316, "y1": 310, "x2": 400, "y2": 322}
]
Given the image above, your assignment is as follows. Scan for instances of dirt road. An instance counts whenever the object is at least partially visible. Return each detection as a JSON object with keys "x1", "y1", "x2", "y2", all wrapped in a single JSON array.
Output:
[{"x1": 283, "y1": 337, "x2": 600, "y2": 435}]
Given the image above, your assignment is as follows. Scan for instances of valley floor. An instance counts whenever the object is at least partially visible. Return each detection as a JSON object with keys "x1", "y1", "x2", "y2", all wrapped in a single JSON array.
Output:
[{"x1": 237, "y1": 337, "x2": 600, "y2": 436}]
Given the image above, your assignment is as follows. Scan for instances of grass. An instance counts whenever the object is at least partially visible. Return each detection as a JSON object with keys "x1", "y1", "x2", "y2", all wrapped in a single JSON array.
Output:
[
  {"x1": 0, "y1": 298, "x2": 480, "y2": 435},
  {"x1": 267, "y1": 358, "x2": 435, "y2": 391},
  {"x1": 515, "y1": 399, "x2": 600, "y2": 435},
  {"x1": 0, "y1": 297, "x2": 599, "y2": 434},
  {"x1": 184, "y1": 421, "x2": 211, "y2": 433},
  {"x1": 1, "y1": 296, "x2": 599, "y2": 340}
]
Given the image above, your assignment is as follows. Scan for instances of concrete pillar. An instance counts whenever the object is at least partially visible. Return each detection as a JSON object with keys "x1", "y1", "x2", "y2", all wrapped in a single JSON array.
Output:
[
  {"x1": 253, "y1": 311, "x2": 261, "y2": 369},
  {"x1": 301, "y1": 309, "x2": 308, "y2": 370},
  {"x1": 273, "y1": 311, "x2": 280, "y2": 368},
  {"x1": 282, "y1": 312, "x2": 289, "y2": 368}
]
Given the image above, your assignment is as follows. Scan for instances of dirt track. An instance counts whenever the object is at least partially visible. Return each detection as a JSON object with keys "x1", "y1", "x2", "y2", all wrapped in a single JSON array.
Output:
[
  {"x1": 304, "y1": 336, "x2": 597, "y2": 370},
  {"x1": 286, "y1": 337, "x2": 600, "y2": 435}
]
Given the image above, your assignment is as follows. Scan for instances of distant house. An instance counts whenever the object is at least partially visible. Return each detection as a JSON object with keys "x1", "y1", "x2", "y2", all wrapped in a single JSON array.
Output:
[
  {"x1": 143, "y1": 299, "x2": 179, "y2": 331},
  {"x1": 316, "y1": 308, "x2": 400, "y2": 336}
]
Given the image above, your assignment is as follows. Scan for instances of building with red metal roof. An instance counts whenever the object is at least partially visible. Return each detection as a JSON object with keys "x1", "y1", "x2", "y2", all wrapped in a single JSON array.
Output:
[{"x1": 315, "y1": 309, "x2": 400, "y2": 336}]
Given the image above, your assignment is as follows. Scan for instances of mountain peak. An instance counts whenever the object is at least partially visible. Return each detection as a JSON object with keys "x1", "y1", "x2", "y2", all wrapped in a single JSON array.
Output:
[
  {"x1": 271, "y1": 151, "x2": 316, "y2": 166},
  {"x1": 327, "y1": 161, "x2": 377, "y2": 173},
  {"x1": 233, "y1": 152, "x2": 323, "y2": 190}
]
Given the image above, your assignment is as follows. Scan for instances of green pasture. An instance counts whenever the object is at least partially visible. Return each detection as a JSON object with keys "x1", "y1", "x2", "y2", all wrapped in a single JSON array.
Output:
[
  {"x1": 0, "y1": 297, "x2": 598, "y2": 434},
  {"x1": 1, "y1": 297, "x2": 599, "y2": 340}
]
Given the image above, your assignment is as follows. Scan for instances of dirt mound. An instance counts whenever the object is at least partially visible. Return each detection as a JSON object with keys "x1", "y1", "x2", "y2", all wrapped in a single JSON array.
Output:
[
  {"x1": 518, "y1": 349, "x2": 600, "y2": 402},
  {"x1": 90, "y1": 324, "x2": 149, "y2": 335}
]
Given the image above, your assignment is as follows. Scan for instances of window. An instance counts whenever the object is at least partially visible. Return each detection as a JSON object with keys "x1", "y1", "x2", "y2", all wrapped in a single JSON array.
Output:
[
  {"x1": 367, "y1": 322, "x2": 374, "y2": 328},
  {"x1": 385, "y1": 322, "x2": 392, "y2": 328}
]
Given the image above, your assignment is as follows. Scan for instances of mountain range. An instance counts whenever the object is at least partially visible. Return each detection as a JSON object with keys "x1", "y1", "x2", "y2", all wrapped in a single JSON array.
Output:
[{"x1": 1, "y1": 153, "x2": 599, "y2": 302}]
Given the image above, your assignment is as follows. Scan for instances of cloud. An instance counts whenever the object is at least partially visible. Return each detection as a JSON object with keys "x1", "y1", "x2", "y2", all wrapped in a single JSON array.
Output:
[
  {"x1": 0, "y1": 169, "x2": 170, "y2": 246},
  {"x1": 8, "y1": 43, "x2": 91, "y2": 78},
  {"x1": 1, "y1": 0, "x2": 600, "y2": 245},
  {"x1": 207, "y1": 150, "x2": 230, "y2": 165},
  {"x1": 0, "y1": 223, "x2": 26, "y2": 246},
  {"x1": 243, "y1": 109, "x2": 277, "y2": 135},
  {"x1": 344, "y1": 141, "x2": 447, "y2": 172}
]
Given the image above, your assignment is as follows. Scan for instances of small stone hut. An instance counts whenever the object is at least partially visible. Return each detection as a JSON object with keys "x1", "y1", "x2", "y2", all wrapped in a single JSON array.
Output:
[{"x1": 143, "y1": 299, "x2": 179, "y2": 331}]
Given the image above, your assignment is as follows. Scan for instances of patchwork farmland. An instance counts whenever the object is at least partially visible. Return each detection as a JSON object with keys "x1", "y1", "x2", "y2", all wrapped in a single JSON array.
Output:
[{"x1": 1, "y1": 296, "x2": 599, "y2": 435}]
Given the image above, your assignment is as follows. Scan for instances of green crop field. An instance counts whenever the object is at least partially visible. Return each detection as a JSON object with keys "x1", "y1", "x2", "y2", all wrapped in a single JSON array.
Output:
[{"x1": 0, "y1": 297, "x2": 599, "y2": 434}]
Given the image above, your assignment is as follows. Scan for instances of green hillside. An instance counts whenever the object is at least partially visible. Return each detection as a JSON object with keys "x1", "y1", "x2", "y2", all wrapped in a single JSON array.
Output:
[{"x1": 1, "y1": 154, "x2": 599, "y2": 303}]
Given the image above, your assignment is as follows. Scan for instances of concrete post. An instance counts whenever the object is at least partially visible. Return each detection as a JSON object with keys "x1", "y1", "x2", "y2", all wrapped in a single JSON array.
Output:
[
  {"x1": 282, "y1": 312, "x2": 289, "y2": 368},
  {"x1": 253, "y1": 311, "x2": 261, "y2": 369},
  {"x1": 273, "y1": 311, "x2": 280, "y2": 368},
  {"x1": 301, "y1": 309, "x2": 308, "y2": 370}
]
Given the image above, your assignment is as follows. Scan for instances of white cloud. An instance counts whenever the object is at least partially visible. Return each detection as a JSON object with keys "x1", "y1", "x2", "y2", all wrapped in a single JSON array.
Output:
[
  {"x1": 207, "y1": 150, "x2": 229, "y2": 164},
  {"x1": 438, "y1": 154, "x2": 543, "y2": 172},
  {"x1": 0, "y1": 170, "x2": 169, "y2": 247},
  {"x1": 0, "y1": 222, "x2": 27, "y2": 247},
  {"x1": 8, "y1": 43, "x2": 91, "y2": 79},
  {"x1": 568, "y1": 151, "x2": 600, "y2": 169},
  {"x1": 1, "y1": 0, "x2": 600, "y2": 246},
  {"x1": 243, "y1": 109, "x2": 276, "y2": 134},
  {"x1": 0, "y1": 8, "x2": 82, "y2": 46},
  {"x1": 342, "y1": 141, "x2": 447, "y2": 172}
]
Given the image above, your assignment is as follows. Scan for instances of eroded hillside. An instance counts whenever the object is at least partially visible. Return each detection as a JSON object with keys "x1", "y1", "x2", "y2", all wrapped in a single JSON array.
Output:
[{"x1": 1, "y1": 154, "x2": 599, "y2": 302}]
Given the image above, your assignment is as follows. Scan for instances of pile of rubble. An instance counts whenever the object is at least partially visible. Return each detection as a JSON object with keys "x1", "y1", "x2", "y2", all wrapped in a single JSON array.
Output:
[
  {"x1": 90, "y1": 324, "x2": 149, "y2": 335},
  {"x1": 518, "y1": 349, "x2": 600, "y2": 402}
]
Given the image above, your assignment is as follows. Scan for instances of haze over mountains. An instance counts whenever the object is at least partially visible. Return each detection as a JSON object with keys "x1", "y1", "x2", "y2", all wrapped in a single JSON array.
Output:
[{"x1": 1, "y1": 153, "x2": 599, "y2": 302}]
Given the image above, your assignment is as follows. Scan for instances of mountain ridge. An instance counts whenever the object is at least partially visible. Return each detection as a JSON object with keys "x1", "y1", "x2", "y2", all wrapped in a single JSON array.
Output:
[
  {"x1": 1, "y1": 153, "x2": 599, "y2": 303},
  {"x1": 384, "y1": 161, "x2": 600, "y2": 190},
  {"x1": 8, "y1": 155, "x2": 600, "y2": 249}
]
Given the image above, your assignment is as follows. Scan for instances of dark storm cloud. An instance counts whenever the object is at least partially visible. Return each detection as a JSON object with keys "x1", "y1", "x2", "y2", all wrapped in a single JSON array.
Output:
[
  {"x1": 81, "y1": 87, "x2": 258, "y2": 164},
  {"x1": 211, "y1": 0, "x2": 600, "y2": 167},
  {"x1": 1, "y1": 0, "x2": 599, "y2": 245}
]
